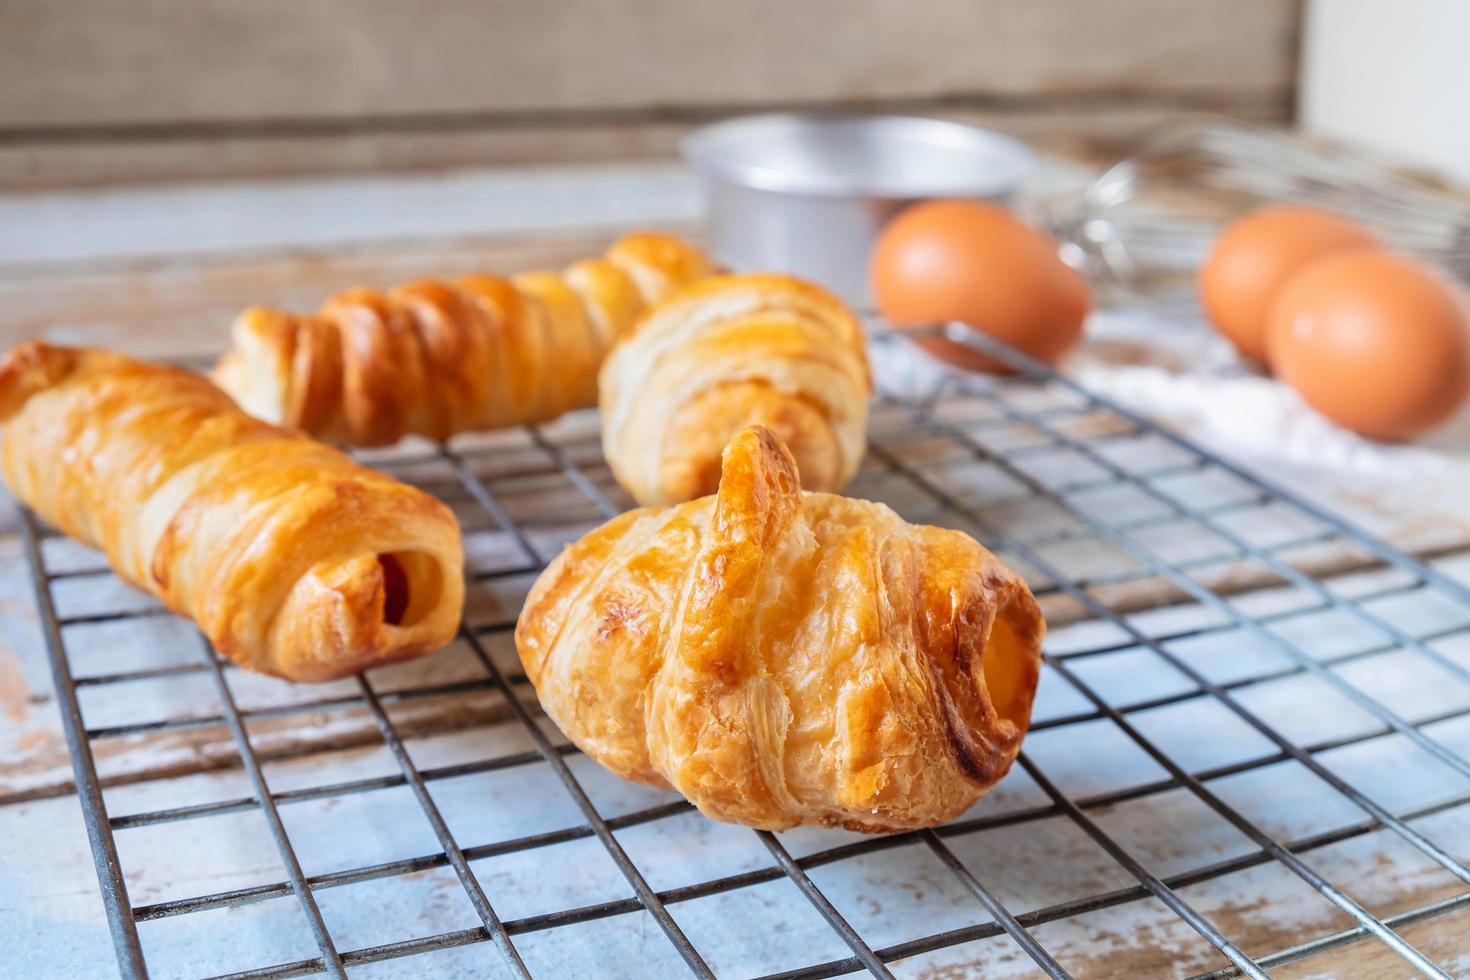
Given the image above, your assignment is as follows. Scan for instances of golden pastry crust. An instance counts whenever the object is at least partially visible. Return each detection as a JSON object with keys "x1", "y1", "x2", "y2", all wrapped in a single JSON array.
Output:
[
  {"x1": 516, "y1": 426, "x2": 1044, "y2": 832},
  {"x1": 213, "y1": 232, "x2": 715, "y2": 447},
  {"x1": 0, "y1": 342, "x2": 464, "y2": 682},
  {"x1": 599, "y1": 273, "x2": 872, "y2": 506}
]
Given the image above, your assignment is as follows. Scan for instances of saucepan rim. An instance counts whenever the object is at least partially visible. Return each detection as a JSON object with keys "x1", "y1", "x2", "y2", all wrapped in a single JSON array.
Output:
[{"x1": 681, "y1": 111, "x2": 1033, "y2": 199}]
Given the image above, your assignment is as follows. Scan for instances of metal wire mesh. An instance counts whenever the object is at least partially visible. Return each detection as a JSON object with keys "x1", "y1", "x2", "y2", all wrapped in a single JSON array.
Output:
[{"x1": 19, "y1": 325, "x2": 1470, "y2": 979}]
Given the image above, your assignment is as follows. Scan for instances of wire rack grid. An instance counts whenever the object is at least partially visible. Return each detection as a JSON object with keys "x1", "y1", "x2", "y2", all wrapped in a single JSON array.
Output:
[{"x1": 18, "y1": 324, "x2": 1470, "y2": 979}]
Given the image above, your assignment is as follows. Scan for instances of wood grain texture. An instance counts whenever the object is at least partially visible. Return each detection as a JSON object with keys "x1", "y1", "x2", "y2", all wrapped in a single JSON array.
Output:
[
  {"x1": 0, "y1": 101, "x2": 1291, "y2": 189},
  {"x1": 0, "y1": 228, "x2": 691, "y2": 359},
  {"x1": 0, "y1": 0, "x2": 1299, "y2": 186},
  {"x1": 1, "y1": 0, "x2": 1299, "y2": 127}
]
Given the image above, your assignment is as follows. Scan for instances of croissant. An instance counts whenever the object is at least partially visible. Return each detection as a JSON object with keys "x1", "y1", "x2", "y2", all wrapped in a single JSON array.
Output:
[
  {"x1": 212, "y1": 231, "x2": 715, "y2": 446},
  {"x1": 516, "y1": 426, "x2": 1043, "y2": 832},
  {"x1": 0, "y1": 342, "x2": 463, "y2": 682},
  {"x1": 600, "y1": 273, "x2": 871, "y2": 506}
]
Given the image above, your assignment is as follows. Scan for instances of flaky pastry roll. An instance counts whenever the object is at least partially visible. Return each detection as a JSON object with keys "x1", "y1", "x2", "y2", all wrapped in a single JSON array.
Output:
[
  {"x1": 599, "y1": 273, "x2": 871, "y2": 506},
  {"x1": 517, "y1": 426, "x2": 1043, "y2": 832},
  {"x1": 212, "y1": 232, "x2": 714, "y2": 447},
  {"x1": 0, "y1": 343, "x2": 463, "y2": 681}
]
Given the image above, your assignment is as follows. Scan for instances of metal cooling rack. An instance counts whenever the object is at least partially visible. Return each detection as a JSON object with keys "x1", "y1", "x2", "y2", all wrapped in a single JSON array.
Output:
[{"x1": 19, "y1": 325, "x2": 1470, "y2": 979}]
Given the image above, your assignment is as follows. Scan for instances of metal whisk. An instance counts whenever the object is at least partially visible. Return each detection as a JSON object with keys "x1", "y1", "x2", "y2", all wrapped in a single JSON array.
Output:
[{"x1": 1047, "y1": 117, "x2": 1470, "y2": 319}]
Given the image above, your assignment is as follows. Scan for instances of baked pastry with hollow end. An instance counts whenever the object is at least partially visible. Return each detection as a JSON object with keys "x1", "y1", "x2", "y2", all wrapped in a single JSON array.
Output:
[
  {"x1": 516, "y1": 426, "x2": 1044, "y2": 832},
  {"x1": 0, "y1": 342, "x2": 464, "y2": 682},
  {"x1": 599, "y1": 273, "x2": 871, "y2": 506},
  {"x1": 212, "y1": 231, "x2": 714, "y2": 447}
]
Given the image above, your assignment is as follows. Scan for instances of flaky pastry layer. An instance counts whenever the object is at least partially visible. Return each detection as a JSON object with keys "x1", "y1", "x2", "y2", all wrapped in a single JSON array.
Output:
[
  {"x1": 599, "y1": 273, "x2": 871, "y2": 506},
  {"x1": 1, "y1": 342, "x2": 464, "y2": 681},
  {"x1": 517, "y1": 426, "x2": 1043, "y2": 832},
  {"x1": 212, "y1": 232, "x2": 714, "y2": 447}
]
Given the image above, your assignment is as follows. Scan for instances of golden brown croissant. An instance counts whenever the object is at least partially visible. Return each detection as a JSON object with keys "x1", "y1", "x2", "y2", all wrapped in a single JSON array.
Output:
[
  {"x1": 516, "y1": 426, "x2": 1043, "y2": 832},
  {"x1": 599, "y1": 274, "x2": 872, "y2": 506},
  {"x1": 0, "y1": 342, "x2": 464, "y2": 682},
  {"x1": 212, "y1": 232, "x2": 715, "y2": 446}
]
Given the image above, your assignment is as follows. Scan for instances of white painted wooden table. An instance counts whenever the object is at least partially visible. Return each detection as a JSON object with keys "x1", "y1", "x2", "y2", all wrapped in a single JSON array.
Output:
[{"x1": 4, "y1": 160, "x2": 1470, "y2": 979}]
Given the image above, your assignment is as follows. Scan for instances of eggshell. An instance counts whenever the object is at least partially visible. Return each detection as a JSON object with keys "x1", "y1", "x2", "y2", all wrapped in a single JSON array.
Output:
[
  {"x1": 1200, "y1": 206, "x2": 1379, "y2": 363},
  {"x1": 871, "y1": 199, "x2": 1090, "y2": 373},
  {"x1": 1267, "y1": 249, "x2": 1470, "y2": 441}
]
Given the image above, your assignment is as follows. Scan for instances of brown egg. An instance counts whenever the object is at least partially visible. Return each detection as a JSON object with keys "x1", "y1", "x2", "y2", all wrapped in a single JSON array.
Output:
[
  {"x1": 1267, "y1": 249, "x2": 1470, "y2": 441},
  {"x1": 871, "y1": 199, "x2": 1090, "y2": 373},
  {"x1": 1200, "y1": 206, "x2": 1380, "y2": 363}
]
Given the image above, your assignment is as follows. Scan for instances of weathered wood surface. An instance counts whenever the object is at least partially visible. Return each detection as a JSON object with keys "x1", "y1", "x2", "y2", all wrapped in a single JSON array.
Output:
[
  {"x1": 0, "y1": 1, "x2": 1298, "y2": 125},
  {"x1": 0, "y1": 103, "x2": 1295, "y2": 191},
  {"x1": 0, "y1": 226, "x2": 686, "y2": 361},
  {"x1": 6, "y1": 510, "x2": 1470, "y2": 978},
  {"x1": 0, "y1": 0, "x2": 1300, "y2": 186}
]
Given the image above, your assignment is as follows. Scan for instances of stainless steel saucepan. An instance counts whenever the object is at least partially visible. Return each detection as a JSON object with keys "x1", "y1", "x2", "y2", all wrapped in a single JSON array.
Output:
[{"x1": 682, "y1": 113, "x2": 1033, "y2": 306}]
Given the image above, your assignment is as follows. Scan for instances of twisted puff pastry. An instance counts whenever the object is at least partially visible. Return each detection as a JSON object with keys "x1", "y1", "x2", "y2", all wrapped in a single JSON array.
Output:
[
  {"x1": 517, "y1": 426, "x2": 1043, "y2": 832},
  {"x1": 600, "y1": 274, "x2": 871, "y2": 506},
  {"x1": 0, "y1": 343, "x2": 463, "y2": 682},
  {"x1": 212, "y1": 232, "x2": 714, "y2": 446}
]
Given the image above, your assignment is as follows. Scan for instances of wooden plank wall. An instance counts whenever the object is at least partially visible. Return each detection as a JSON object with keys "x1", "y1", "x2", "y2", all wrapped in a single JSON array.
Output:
[{"x1": 0, "y1": 0, "x2": 1301, "y2": 187}]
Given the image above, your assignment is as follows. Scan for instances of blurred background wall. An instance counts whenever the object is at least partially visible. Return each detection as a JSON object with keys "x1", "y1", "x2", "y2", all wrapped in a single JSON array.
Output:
[{"x1": 0, "y1": 0, "x2": 1301, "y2": 189}]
